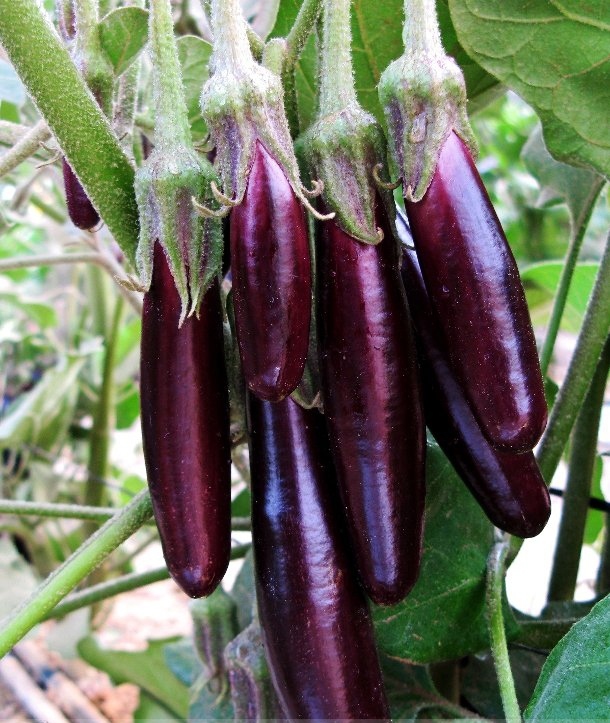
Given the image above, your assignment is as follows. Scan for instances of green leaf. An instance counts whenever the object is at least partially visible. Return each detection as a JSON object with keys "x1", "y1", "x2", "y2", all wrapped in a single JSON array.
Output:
[
  {"x1": 525, "y1": 595, "x2": 610, "y2": 720},
  {"x1": 176, "y1": 36, "x2": 212, "y2": 142},
  {"x1": 98, "y1": 7, "x2": 149, "y2": 76},
  {"x1": 522, "y1": 124, "x2": 603, "y2": 225},
  {"x1": 0, "y1": 355, "x2": 85, "y2": 451},
  {"x1": 522, "y1": 261, "x2": 599, "y2": 332},
  {"x1": 372, "y1": 440, "x2": 516, "y2": 663},
  {"x1": 0, "y1": 291, "x2": 57, "y2": 329},
  {"x1": 115, "y1": 381, "x2": 140, "y2": 430},
  {"x1": 0, "y1": 60, "x2": 26, "y2": 106},
  {"x1": 449, "y1": 0, "x2": 610, "y2": 179},
  {"x1": 164, "y1": 638, "x2": 202, "y2": 687},
  {"x1": 231, "y1": 488, "x2": 250, "y2": 517},
  {"x1": 383, "y1": 656, "x2": 475, "y2": 720},
  {"x1": 78, "y1": 635, "x2": 189, "y2": 720}
]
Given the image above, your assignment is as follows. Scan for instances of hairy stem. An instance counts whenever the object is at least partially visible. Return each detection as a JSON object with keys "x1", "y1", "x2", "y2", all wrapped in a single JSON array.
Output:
[
  {"x1": 0, "y1": 0, "x2": 139, "y2": 264},
  {"x1": 486, "y1": 541, "x2": 521, "y2": 723},
  {"x1": 43, "y1": 544, "x2": 252, "y2": 620},
  {"x1": 284, "y1": 0, "x2": 323, "y2": 71},
  {"x1": 547, "y1": 337, "x2": 610, "y2": 602},
  {"x1": 318, "y1": 0, "x2": 357, "y2": 115},
  {"x1": 149, "y1": 0, "x2": 193, "y2": 150},
  {"x1": 0, "y1": 490, "x2": 153, "y2": 657},
  {"x1": 540, "y1": 179, "x2": 605, "y2": 376},
  {"x1": 402, "y1": 0, "x2": 444, "y2": 57},
  {"x1": 0, "y1": 120, "x2": 51, "y2": 178}
]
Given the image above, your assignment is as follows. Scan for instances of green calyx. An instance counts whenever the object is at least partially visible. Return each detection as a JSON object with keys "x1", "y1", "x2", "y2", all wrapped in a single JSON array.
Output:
[
  {"x1": 378, "y1": 0, "x2": 476, "y2": 202},
  {"x1": 200, "y1": 63, "x2": 325, "y2": 218},
  {"x1": 135, "y1": 147, "x2": 223, "y2": 324},
  {"x1": 302, "y1": 104, "x2": 390, "y2": 244}
]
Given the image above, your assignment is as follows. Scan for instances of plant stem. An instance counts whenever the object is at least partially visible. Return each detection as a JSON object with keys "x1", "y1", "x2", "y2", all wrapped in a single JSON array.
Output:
[
  {"x1": 0, "y1": 0, "x2": 139, "y2": 264},
  {"x1": 83, "y1": 297, "x2": 124, "y2": 523},
  {"x1": 210, "y1": 0, "x2": 254, "y2": 71},
  {"x1": 486, "y1": 541, "x2": 521, "y2": 723},
  {"x1": 73, "y1": 0, "x2": 114, "y2": 115},
  {"x1": 0, "y1": 253, "x2": 102, "y2": 271},
  {"x1": 284, "y1": 0, "x2": 323, "y2": 72},
  {"x1": 149, "y1": 0, "x2": 193, "y2": 150},
  {"x1": 0, "y1": 490, "x2": 153, "y2": 657},
  {"x1": 43, "y1": 543, "x2": 252, "y2": 620},
  {"x1": 29, "y1": 194, "x2": 67, "y2": 224},
  {"x1": 537, "y1": 233, "x2": 610, "y2": 483},
  {"x1": 0, "y1": 499, "x2": 120, "y2": 521},
  {"x1": 0, "y1": 121, "x2": 51, "y2": 178},
  {"x1": 539, "y1": 178, "x2": 605, "y2": 376},
  {"x1": 402, "y1": 0, "x2": 444, "y2": 57},
  {"x1": 547, "y1": 336, "x2": 610, "y2": 602},
  {"x1": 318, "y1": 0, "x2": 357, "y2": 116}
]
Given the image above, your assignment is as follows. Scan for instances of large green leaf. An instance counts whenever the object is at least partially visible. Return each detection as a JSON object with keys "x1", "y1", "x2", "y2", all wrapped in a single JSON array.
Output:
[
  {"x1": 525, "y1": 594, "x2": 610, "y2": 720},
  {"x1": 449, "y1": 0, "x2": 610, "y2": 179},
  {"x1": 99, "y1": 7, "x2": 149, "y2": 76},
  {"x1": 372, "y1": 440, "x2": 516, "y2": 663},
  {"x1": 78, "y1": 636, "x2": 189, "y2": 720},
  {"x1": 270, "y1": 0, "x2": 499, "y2": 130}
]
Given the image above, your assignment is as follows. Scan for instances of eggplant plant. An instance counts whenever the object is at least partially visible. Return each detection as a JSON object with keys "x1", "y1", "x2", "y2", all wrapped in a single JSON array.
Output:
[{"x1": 0, "y1": 0, "x2": 608, "y2": 720}]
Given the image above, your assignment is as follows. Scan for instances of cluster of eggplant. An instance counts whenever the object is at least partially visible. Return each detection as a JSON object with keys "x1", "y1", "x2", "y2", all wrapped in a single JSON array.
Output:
[
  {"x1": 58, "y1": 0, "x2": 551, "y2": 717},
  {"x1": 135, "y1": 129, "x2": 551, "y2": 720}
]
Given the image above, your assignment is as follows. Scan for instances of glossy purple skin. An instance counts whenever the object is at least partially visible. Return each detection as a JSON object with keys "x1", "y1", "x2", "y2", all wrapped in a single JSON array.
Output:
[
  {"x1": 62, "y1": 158, "x2": 100, "y2": 230},
  {"x1": 398, "y1": 220, "x2": 550, "y2": 537},
  {"x1": 406, "y1": 132, "x2": 547, "y2": 452},
  {"x1": 317, "y1": 206, "x2": 426, "y2": 606},
  {"x1": 230, "y1": 141, "x2": 311, "y2": 402},
  {"x1": 140, "y1": 243, "x2": 231, "y2": 598},
  {"x1": 248, "y1": 394, "x2": 391, "y2": 721}
]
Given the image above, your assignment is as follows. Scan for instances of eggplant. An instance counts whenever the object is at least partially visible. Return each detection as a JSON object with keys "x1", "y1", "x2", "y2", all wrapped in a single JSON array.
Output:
[
  {"x1": 62, "y1": 158, "x2": 100, "y2": 230},
  {"x1": 230, "y1": 141, "x2": 311, "y2": 402},
  {"x1": 140, "y1": 243, "x2": 231, "y2": 597},
  {"x1": 317, "y1": 203, "x2": 426, "y2": 605},
  {"x1": 405, "y1": 131, "x2": 547, "y2": 452},
  {"x1": 248, "y1": 394, "x2": 390, "y2": 720},
  {"x1": 397, "y1": 211, "x2": 550, "y2": 537}
]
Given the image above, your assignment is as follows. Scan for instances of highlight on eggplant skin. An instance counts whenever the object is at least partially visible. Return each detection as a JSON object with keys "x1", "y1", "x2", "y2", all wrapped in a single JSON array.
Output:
[
  {"x1": 140, "y1": 243, "x2": 231, "y2": 598},
  {"x1": 405, "y1": 131, "x2": 547, "y2": 453},
  {"x1": 317, "y1": 201, "x2": 426, "y2": 606},
  {"x1": 397, "y1": 212, "x2": 551, "y2": 538},
  {"x1": 247, "y1": 394, "x2": 391, "y2": 722},
  {"x1": 230, "y1": 141, "x2": 311, "y2": 403},
  {"x1": 62, "y1": 158, "x2": 100, "y2": 231}
]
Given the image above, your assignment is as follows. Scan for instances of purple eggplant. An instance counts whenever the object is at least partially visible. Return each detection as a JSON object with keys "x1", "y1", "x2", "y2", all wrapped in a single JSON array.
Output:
[
  {"x1": 230, "y1": 141, "x2": 311, "y2": 402},
  {"x1": 397, "y1": 213, "x2": 550, "y2": 537},
  {"x1": 317, "y1": 202, "x2": 426, "y2": 606},
  {"x1": 62, "y1": 158, "x2": 100, "y2": 230},
  {"x1": 405, "y1": 132, "x2": 547, "y2": 452},
  {"x1": 248, "y1": 394, "x2": 390, "y2": 721},
  {"x1": 140, "y1": 243, "x2": 231, "y2": 597}
]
